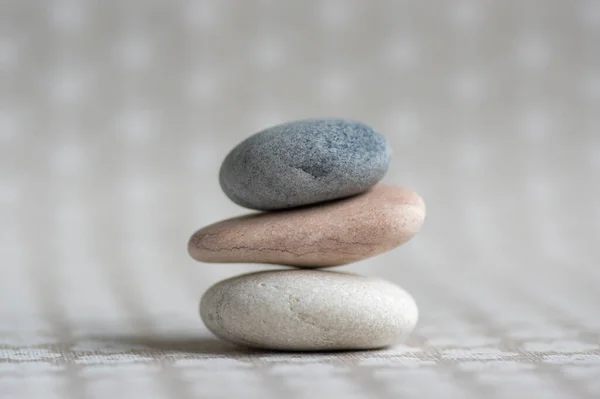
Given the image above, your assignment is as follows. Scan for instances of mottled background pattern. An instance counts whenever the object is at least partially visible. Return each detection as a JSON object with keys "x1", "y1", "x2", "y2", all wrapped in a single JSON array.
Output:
[{"x1": 0, "y1": 0, "x2": 599, "y2": 398}]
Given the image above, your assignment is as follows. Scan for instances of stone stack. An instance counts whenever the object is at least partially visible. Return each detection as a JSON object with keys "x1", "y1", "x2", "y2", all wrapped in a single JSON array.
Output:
[{"x1": 188, "y1": 119, "x2": 426, "y2": 351}]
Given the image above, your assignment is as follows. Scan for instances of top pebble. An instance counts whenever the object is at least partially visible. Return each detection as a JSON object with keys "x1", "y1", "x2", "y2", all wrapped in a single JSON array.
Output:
[{"x1": 219, "y1": 119, "x2": 392, "y2": 211}]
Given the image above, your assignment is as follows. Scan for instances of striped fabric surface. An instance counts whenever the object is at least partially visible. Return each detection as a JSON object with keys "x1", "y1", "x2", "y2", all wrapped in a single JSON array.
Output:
[{"x1": 1, "y1": 0, "x2": 599, "y2": 398}]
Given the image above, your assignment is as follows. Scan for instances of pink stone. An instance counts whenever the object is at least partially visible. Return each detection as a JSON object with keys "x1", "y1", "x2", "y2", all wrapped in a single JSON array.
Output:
[{"x1": 188, "y1": 185, "x2": 426, "y2": 268}]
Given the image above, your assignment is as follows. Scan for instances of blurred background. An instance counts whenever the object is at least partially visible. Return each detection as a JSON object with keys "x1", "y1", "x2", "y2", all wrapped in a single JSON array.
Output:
[{"x1": 0, "y1": 0, "x2": 599, "y2": 398}]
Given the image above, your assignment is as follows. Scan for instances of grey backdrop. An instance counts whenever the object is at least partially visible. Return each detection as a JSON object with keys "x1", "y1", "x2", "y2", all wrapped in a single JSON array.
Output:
[{"x1": 1, "y1": 1, "x2": 599, "y2": 398}]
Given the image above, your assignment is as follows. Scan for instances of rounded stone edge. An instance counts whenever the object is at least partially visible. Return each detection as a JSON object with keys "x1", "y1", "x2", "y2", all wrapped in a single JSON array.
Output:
[{"x1": 187, "y1": 228, "x2": 209, "y2": 263}]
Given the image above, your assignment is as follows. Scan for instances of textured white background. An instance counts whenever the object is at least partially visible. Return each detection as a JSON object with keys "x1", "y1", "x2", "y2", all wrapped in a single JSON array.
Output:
[{"x1": 0, "y1": 0, "x2": 599, "y2": 398}]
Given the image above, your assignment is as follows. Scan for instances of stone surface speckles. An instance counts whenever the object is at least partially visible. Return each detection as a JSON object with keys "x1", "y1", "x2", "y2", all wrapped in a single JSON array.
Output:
[{"x1": 219, "y1": 119, "x2": 392, "y2": 211}]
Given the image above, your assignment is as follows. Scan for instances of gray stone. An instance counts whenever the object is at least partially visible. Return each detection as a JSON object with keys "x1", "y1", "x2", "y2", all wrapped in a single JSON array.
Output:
[
  {"x1": 200, "y1": 270, "x2": 418, "y2": 351},
  {"x1": 219, "y1": 119, "x2": 392, "y2": 210}
]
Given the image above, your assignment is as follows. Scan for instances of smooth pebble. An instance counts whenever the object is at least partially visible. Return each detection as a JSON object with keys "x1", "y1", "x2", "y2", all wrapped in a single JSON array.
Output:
[
  {"x1": 219, "y1": 119, "x2": 392, "y2": 211},
  {"x1": 200, "y1": 270, "x2": 418, "y2": 351},
  {"x1": 189, "y1": 185, "x2": 425, "y2": 267}
]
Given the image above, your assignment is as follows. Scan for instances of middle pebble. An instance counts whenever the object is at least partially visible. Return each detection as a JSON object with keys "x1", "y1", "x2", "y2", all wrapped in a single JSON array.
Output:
[{"x1": 188, "y1": 185, "x2": 426, "y2": 268}]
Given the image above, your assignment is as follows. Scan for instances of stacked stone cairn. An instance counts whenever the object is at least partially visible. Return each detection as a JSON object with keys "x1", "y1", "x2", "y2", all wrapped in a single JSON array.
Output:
[{"x1": 188, "y1": 119, "x2": 426, "y2": 351}]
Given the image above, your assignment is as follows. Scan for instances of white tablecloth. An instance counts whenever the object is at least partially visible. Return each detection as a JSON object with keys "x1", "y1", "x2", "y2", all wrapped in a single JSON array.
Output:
[{"x1": 1, "y1": 1, "x2": 598, "y2": 398}]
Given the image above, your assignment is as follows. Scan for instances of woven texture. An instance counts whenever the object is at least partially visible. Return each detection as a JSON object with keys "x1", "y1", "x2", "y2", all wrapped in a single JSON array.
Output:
[{"x1": 1, "y1": 0, "x2": 599, "y2": 398}]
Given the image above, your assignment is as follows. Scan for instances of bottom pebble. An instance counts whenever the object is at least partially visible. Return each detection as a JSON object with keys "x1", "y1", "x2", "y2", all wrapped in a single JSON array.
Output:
[{"x1": 200, "y1": 269, "x2": 418, "y2": 351}]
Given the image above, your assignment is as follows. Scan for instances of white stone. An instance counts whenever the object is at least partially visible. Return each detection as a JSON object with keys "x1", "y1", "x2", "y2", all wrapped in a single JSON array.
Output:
[{"x1": 200, "y1": 270, "x2": 418, "y2": 351}]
